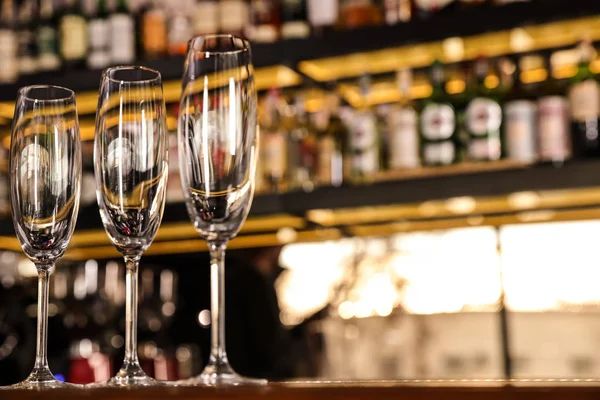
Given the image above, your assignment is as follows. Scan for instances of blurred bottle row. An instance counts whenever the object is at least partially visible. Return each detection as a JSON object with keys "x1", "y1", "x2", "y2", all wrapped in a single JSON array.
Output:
[
  {"x1": 254, "y1": 40, "x2": 600, "y2": 193},
  {"x1": 0, "y1": 0, "x2": 532, "y2": 83},
  {"x1": 0, "y1": 257, "x2": 204, "y2": 384}
]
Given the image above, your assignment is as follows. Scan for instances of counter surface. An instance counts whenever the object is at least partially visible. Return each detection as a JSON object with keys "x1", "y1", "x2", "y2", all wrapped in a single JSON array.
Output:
[{"x1": 2, "y1": 380, "x2": 600, "y2": 400}]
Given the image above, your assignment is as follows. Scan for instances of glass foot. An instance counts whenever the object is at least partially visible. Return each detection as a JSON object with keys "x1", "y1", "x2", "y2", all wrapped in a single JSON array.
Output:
[
  {"x1": 0, "y1": 368, "x2": 82, "y2": 390},
  {"x1": 87, "y1": 362, "x2": 159, "y2": 388},
  {"x1": 182, "y1": 363, "x2": 267, "y2": 387}
]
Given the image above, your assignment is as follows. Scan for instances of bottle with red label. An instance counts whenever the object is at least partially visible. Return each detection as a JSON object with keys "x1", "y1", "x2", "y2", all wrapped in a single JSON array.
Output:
[
  {"x1": 537, "y1": 54, "x2": 571, "y2": 164},
  {"x1": 420, "y1": 60, "x2": 459, "y2": 166},
  {"x1": 502, "y1": 57, "x2": 537, "y2": 163},
  {"x1": 247, "y1": 0, "x2": 281, "y2": 43},
  {"x1": 464, "y1": 57, "x2": 503, "y2": 162}
]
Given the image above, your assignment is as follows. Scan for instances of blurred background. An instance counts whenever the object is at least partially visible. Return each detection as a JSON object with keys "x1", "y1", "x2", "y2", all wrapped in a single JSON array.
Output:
[{"x1": 2, "y1": 0, "x2": 600, "y2": 386}]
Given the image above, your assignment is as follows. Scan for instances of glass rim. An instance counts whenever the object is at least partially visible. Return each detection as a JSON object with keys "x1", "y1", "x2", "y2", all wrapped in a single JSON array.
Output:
[
  {"x1": 103, "y1": 65, "x2": 162, "y2": 85},
  {"x1": 18, "y1": 85, "x2": 75, "y2": 103},
  {"x1": 188, "y1": 34, "x2": 251, "y2": 55}
]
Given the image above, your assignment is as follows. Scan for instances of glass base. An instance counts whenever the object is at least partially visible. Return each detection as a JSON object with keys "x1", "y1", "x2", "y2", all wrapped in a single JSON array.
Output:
[
  {"x1": 0, "y1": 368, "x2": 82, "y2": 390},
  {"x1": 182, "y1": 363, "x2": 267, "y2": 387},
  {"x1": 87, "y1": 361, "x2": 160, "y2": 388}
]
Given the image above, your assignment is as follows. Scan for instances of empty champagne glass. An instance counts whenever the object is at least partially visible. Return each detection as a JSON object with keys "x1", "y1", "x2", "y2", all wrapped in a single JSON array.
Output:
[
  {"x1": 6, "y1": 85, "x2": 81, "y2": 389},
  {"x1": 93, "y1": 66, "x2": 168, "y2": 386},
  {"x1": 177, "y1": 34, "x2": 263, "y2": 386}
]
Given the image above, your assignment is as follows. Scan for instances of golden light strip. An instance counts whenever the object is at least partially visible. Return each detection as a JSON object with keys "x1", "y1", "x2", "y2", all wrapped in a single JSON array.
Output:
[
  {"x1": 3, "y1": 204, "x2": 600, "y2": 259},
  {"x1": 298, "y1": 16, "x2": 600, "y2": 82},
  {"x1": 307, "y1": 186, "x2": 600, "y2": 227},
  {"x1": 69, "y1": 213, "x2": 305, "y2": 248},
  {"x1": 2, "y1": 186, "x2": 600, "y2": 258},
  {"x1": 0, "y1": 65, "x2": 301, "y2": 122},
  {"x1": 372, "y1": 159, "x2": 530, "y2": 182},
  {"x1": 155, "y1": 214, "x2": 305, "y2": 240},
  {"x1": 348, "y1": 207, "x2": 600, "y2": 237},
  {"x1": 62, "y1": 228, "x2": 341, "y2": 260},
  {"x1": 338, "y1": 76, "x2": 433, "y2": 108}
]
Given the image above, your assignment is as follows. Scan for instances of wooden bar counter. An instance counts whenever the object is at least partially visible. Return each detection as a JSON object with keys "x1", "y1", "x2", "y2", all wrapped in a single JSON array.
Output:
[{"x1": 2, "y1": 380, "x2": 600, "y2": 400}]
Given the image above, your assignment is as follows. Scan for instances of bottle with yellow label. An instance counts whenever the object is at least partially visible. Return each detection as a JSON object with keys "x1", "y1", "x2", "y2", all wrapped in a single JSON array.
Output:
[{"x1": 59, "y1": 0, "x2": 88, "y2": 69}]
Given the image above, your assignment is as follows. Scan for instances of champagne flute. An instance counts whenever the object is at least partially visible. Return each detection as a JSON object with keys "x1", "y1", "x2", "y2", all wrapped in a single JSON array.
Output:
[
  {"x1": 93, "y1": 66, "x2": 168, "y2": 386},
  {"x1": 6, "y1": 85, "x2": 81, "y2": 389},
  {"x1": 177, "y1": 34, "x2": 264, "y2": 386}
]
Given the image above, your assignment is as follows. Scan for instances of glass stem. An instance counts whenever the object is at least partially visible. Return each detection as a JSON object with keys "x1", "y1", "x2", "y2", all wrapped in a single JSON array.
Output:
[
  {"x1": 208, "y1": 241, "x2": 229, "y2": 365},
  {"x1": 124, "y1": 255, "x2": 141, "y2": 366},
  {"x1": 34, "y1": 264, "x2": 53, "y2": 371}
]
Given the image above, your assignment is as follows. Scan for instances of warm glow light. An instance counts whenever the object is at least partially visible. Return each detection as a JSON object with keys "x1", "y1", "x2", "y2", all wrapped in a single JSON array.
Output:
[
  {"x1": 443, "y1": 37, "x2": 465, "y2": 62},
  {"x1": 198, "y1": 310, "x2": 211, "y2": 327},
  {"x1": 277, "y1": 241, "x2": 349, "y2": 321},
  {"x1": 418, "y1": 201, "x2": 440, "y2": 217},
  {"x1": 501, "y1": 221, "x2": 600, "y2": 311},
  {"x1": 445, "y1": 196, "x2": 477, "y2": 214},
  {"x1": 508, "y1": 191, "x2": 541, "y2": 210},
  {"x1": 446, "y1": 79, "x2": 466, "y2": 95},
  {"x1": 17, "y1": 258, "x2": 37, "y2": 277},
  {"x1": 510, "y1": 28, "x2": 534, "y2": 52},
  {"x1": 484, "y1": 75, "x2": 500, "y2": 89},
  {"x1": 276, "y1": 227, "x2": 298, "y2": 244},
  {"x1": 338, "y1": 301, "x2": 355, "y2": 319},
  {"x1": 516, "y1": 210, "x2": 555, "y2": 223},
  {"x1": 521, "y1": 68, "x2": 548, "y2": 84}
]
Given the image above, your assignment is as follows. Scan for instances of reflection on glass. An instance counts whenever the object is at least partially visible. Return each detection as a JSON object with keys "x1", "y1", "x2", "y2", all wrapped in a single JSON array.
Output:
[
  {"x1": 177, "y1": 34, "x2": 262, "y2": 386},
  {"x1": 6, "y1": 85, "x2": 81, "y2": 389},
  {"x1": 93, "y1": 66, "x2": 168, "y2": 387}
]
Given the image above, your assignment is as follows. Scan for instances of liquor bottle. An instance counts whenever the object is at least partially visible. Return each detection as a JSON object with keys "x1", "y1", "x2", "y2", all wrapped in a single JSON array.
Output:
[
  {"x1": 87, "y1": 0, "x2": 110, "y2": 69},
  {"x1": 219, "y1": 0, "x2": 248, "y2": 37},
  {"x1": 247, "y1": 0, "x2": 281, "y2": 43},
  {"x1": 281, "y1": 0, "x2": 310, "y2": 39},
  {"x1": 37, "y1": 0, "x2": 61, "y2": 71},
  {"x1": 60, "y1": 0, "x2": 88, "y2": 69},
  {"x1": 388, "y1": 68, "x2": 420, "y2": 169},
  {"x1": 194, "y1": 0, "x2": 219, "y2": 36},
  {"x1": 288, "y1": 95, "x2": 317, "y2": 191},
  {"x1": 0, "y1": 0, "x2": 18, "y2": 83},
  {"x1": 167, "y1": 0, "x2": 193, "y2": 55},
  {"x1": 538, "y1": 54, "x2": 571, "y2": 164},
  {"x1": 307, "y1": 0, "x2": 338, "y2": 35},
  {"x1": 141, "y1": 0, "x2": 167, "y2": 59},
  {"x1": 464, "y1": 57, "x2": 502, "y2": 162},
  {"x1": 340, "y1": 0, "x2": 383, "y2": 29},
  {"x1": 348, "y1": 74, "x2": 380, "y2": 179},
  {"x1": 420, "y1": 61, "x2": 458, "y2": 166},
  {"x1": 17, "y1": 0, "x2": 37, "y2": 75},
  {"x1": 110, "y1": 0, "x2": 135, "y2": 63},
  {"x1": 502, "y1": 57, "x2": 537, "y2": 163},
  {"x1": 260, "y1": 89, "x2": 287, "y2": 192},
  {"x1": 317, "y1": 93, "x2": 345, "y2": 187},
  {"x1": 383, "y1": 0, "x2": 413, "y2": 25},
  {"x1": 569, "y1": 40, "x2": 600, "y2": 158}
]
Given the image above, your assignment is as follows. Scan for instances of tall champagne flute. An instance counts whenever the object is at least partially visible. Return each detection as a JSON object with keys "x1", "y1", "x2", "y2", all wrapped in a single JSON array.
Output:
[
  {"x1": 6, "y1": 85, "x2": 81, "y2": 389},
  {"x1": 177, "y1": 34, "x2": 264, "y2": 386},
  {"x1": 93, "y1": 66, "x2": 168, "y2": 386}
]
